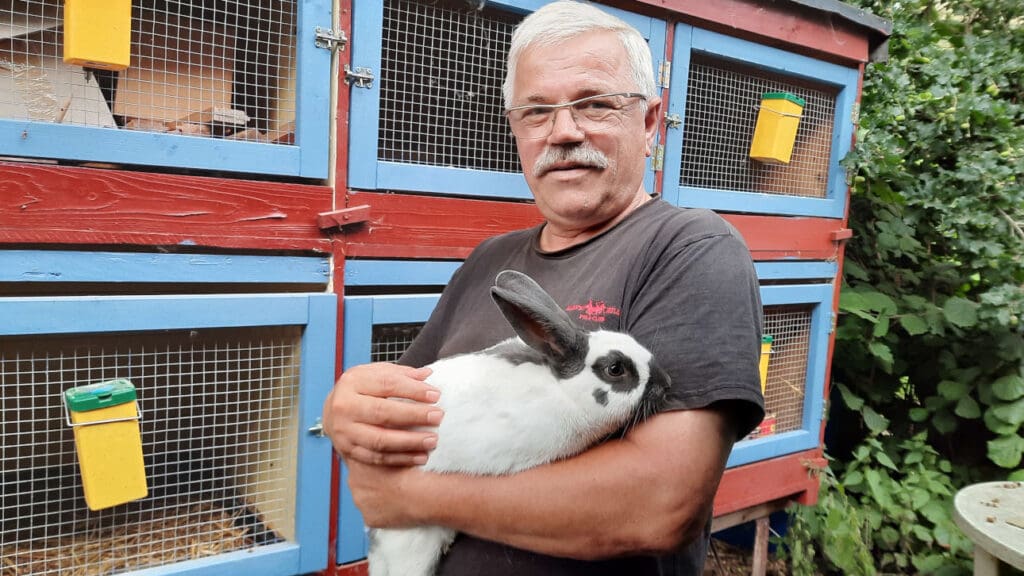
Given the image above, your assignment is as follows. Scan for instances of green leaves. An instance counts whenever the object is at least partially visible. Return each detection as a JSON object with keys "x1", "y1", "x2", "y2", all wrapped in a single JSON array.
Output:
[
  {"x1": 987, "y1": 434, "x2": 1024, "y2": 468},
  {"x1": 943, "y1": 297, "x2": 979, "y2": 328}
]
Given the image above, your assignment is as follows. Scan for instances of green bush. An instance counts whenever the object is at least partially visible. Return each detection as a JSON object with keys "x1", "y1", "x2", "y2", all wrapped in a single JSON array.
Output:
[{"x1": 780, "y1": 0, "x2": 1023, "y2": 572}]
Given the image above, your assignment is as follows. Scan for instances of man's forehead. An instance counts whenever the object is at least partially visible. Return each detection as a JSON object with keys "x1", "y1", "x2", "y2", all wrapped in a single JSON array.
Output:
[{"x1": 512, "y1": 31, "x2": 629, "y2": 102}]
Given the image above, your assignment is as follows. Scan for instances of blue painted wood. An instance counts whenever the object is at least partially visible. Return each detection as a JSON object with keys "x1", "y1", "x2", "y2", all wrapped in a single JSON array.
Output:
[
  {"x1": 727, "y1": 283, "x2": 834, "y2": 467},
  {"x1": 2, "y1": 293, "x2": 337, "y2": 576},
  {"x1": 126, "y1": 543, "x2": 300, "y2": 576},
  {"x1": 296, "y1": 294, "x2": 337, "y2": 573},
  {"x1": 0, "y1": 250, "x2": 330, "y2": 284},
  {"x1": 665, "y1": 23, "x2": 860, "y2": 218},
  {"x1": 690, "y1": 28, "x2": 858, "y2": 86},
  {"x1": 348, "y1": 0, "x2": 666, "y2": 197},
  {"x1": 337, "y1": 297, "x2": 373, "y2": 564},
  {"x1": 346, "y1": 0, "x2": 385, "y2": 191},
  {"x1": 0, "y1": 2, "x2": 331, "y2": 178},
  {"x1": 0, "y1": 294, "x2": 312, "y2": 336},
  {"x1": 294, "y1": 0, "x2": 333, "y2": 178},
  {"x1": 0, "y1": 121, "x2": 310, "y2": 176},
  {"x1": 660, "y1": 23, "x2": 694, "y2": 208},
  {"x1": 372, "y1": 295, "x2": 441, "y2": 325},
  {"x1": 345, "y1": 260, "x2": 462, "y2": 287},
  {"x1": 754, "y1": 261, "x2": 838, "y2": 281},
  {"x1": 727, "y1": 430, "x2": 818, "y2": 468}
]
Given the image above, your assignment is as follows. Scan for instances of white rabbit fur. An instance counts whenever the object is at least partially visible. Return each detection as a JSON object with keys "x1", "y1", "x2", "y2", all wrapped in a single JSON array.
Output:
[{"x1": 366, "y1": 270, "x2": 669, "y2": 576}]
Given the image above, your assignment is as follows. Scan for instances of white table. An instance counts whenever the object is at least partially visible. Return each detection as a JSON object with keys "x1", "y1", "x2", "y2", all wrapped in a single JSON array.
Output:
[{"x1": 953, "y1": 481, "x2": 1024, "y2": 575}]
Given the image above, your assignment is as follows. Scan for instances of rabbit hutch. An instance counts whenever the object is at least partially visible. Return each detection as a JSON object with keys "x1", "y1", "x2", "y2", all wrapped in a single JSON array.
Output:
[{"x1": 0, "y1": 1, "x2": 888, "y2": 576}]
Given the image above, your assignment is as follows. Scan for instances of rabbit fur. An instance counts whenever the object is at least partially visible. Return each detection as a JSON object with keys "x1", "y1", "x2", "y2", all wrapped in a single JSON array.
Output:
[{"x1": 366, "y1": 270, "x2": 670, "y2": 576}]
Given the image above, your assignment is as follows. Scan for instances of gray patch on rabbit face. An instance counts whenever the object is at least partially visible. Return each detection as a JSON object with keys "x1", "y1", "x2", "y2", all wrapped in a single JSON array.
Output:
[
  {"x1": 592, "y1": 388, "x2": 609, "y2": 406},
  {"x1": 591, "y1": 351, "x2": 641, "y2": 392}
]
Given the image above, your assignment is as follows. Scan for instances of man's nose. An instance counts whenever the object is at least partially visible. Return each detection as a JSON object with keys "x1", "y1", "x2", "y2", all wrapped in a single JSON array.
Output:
[{"x1": 546, "y1": 107, "x2": 585, "y2": 143}]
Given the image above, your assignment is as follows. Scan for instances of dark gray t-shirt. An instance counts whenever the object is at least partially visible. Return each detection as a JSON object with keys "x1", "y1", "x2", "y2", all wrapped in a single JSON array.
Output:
[{"x1": 399, "y1": 197, "x2": 764, "y2": 575}]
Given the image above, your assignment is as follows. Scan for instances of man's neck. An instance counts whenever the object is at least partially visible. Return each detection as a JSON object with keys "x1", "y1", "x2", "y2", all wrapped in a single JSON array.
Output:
[{"x1": 538, "y1": 192, "x2": 652, "y2": 252}]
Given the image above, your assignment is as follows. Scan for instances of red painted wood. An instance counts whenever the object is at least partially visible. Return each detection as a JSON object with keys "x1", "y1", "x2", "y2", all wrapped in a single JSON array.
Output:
[
  {"x1": 333, "y1": 561, "x2": 369, "y2": 576},
  {"x1": 713, "y1": 449, "x2": 824, "y2": 516},
  {"x1": 0, "y1": 162, "x2": 332, "y2": 251},
  {"x1": 341, "y1": 191, "x2": 844, "y2": 261},
  {"x1": 722, "y1": 213, "x2": 844, "y2": 261},
  {"x1": 622, "y1": 0, "x2": 874, "y2": 65},
  {"x1": 341, "y1": 191, "x2": 544, "y2": 259}
]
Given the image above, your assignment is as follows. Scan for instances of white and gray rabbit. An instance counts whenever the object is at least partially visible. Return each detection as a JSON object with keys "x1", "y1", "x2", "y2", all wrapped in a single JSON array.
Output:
[{"x1": 366, "y1": 269, "x2": 671, "y2": 576}]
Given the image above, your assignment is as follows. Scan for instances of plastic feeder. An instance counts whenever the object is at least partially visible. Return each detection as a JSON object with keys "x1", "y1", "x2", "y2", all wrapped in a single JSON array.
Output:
[
  {"x1": 63, "y1": 0, "x2": 132, "y2": 71},
  {"x1": 749, "y1": 92, "x2": 805, "y2": 164},
  {"x1": 64, "y1": 379, "x2": 148, "y2": 510},
  {"x1": 759, "y1": 335, "x2": 773, "y2": 394}
]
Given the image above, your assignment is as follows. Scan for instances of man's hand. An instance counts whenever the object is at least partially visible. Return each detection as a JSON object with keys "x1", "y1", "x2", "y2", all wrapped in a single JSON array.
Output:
[{"x1": 322, "y1": 362, "x2": 443, "y2": 466}]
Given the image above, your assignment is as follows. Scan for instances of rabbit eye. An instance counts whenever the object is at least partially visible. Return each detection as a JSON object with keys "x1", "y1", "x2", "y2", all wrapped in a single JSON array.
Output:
[{"x1": 605, "y1": 362, "x2": 625, "y2": 378}]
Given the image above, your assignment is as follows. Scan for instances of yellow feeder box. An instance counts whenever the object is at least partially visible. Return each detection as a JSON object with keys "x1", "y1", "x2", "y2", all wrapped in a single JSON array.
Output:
[
  {"x1": 64, "y1": 379, "x2": 148, "y2": 510},
  {"x1": 759, "y1": 335, "x2": 773, "y2": 394},
  {"x1": 749, "y1": 92, "x2": 805, "y2": 164},
  {"x1": 63, "y1": 0, "x2": 132, "y2": 71}
]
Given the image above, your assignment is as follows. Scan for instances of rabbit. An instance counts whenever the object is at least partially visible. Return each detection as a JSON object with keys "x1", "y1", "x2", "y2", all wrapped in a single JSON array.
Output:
[{"x1": 366, "y1": 269, "x2": 671, "y2": 576}]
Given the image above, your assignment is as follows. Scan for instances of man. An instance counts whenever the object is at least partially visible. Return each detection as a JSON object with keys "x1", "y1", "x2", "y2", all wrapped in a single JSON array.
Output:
[{"x1": 322, "y1": 1, "x2": 765, "y2": 574}]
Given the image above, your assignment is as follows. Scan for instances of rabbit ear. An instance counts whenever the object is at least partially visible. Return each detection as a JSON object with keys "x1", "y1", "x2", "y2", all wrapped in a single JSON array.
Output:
[{"x1": 490, "y1": 270, "x2": 587, "y2": 371}]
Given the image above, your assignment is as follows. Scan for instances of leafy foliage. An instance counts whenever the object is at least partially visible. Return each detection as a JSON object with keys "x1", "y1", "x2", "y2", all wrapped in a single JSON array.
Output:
[{"x1": 781, "y1": 0, "x2": 1023, "y2": 572}]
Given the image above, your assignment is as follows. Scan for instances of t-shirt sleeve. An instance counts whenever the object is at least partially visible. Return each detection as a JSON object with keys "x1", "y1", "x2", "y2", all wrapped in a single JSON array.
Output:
[{"x1": 626, "y1": 219, "x2": 765, "y2": 439}]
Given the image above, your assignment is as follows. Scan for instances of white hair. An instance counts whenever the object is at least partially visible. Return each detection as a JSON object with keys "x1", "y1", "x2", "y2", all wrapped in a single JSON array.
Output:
[{"x1": 502, "y1": 0, "x2": 657, "y2": 109}]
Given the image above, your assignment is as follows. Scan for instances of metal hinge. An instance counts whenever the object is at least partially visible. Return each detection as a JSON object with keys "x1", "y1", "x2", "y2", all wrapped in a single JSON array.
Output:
[
  {"x1": 314, "y1": 26, "x2": 348, "y2": 52},
  {"x1": 652, "y1": 144, "x2": 664, "y2": 172},
  {"x1": 344, "y1": 65, "x2": 375, "y2": 89},
  {"x1": 664, "y1": 113, "x2": 682, "y2": 129},
  {"x1": 851, "y1": 102, "x2": 860, "y2": 126},
  {"x1": 657, "y1": 60, "x2": 671, "y2": 88}
]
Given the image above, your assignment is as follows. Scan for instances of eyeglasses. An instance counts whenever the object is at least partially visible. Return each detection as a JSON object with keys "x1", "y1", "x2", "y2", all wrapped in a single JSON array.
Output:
[{"x1": 505, "y1": 92, "x2": 647, "y2": 140}]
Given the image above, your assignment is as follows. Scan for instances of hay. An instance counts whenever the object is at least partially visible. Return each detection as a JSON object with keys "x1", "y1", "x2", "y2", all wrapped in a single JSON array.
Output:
[{"x1": 1, "y1": 501, "x2": 255, "y2": 576}]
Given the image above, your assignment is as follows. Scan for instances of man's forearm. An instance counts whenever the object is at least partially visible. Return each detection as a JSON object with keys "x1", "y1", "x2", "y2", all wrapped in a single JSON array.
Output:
[{"x1": 400, "y1": 409, "x2": 734, "y2": 559}]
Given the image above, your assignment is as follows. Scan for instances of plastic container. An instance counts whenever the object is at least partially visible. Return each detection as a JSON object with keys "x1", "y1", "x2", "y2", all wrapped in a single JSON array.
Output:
[
  {"x1": 63, "y1": 0, "x2": 132, "y2": 71},
  {"x1": 759, "y1": 335, "x2": 773, "y2": 394},
  {"x1": 749, "y1": 92, "x2": 805, "y2": 164},
  {"x1": 65, "y1": 379, "x2": 148, "y2": 510}
]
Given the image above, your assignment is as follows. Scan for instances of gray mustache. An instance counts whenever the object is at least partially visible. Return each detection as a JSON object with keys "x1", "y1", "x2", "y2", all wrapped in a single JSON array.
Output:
[{"x1": 533, "y1": 144, "x2": 610, "y2": 177}]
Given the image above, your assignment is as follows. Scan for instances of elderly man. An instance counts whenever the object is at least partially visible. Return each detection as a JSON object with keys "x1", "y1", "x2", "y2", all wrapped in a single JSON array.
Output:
[{"x1": 322, "y1": 1, "x2": 764, "y2": 574}]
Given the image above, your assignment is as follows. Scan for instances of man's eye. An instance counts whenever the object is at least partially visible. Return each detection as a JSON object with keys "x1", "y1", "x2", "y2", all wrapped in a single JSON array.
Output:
[
  {"x1": 579, "y1": 98, "x2": 616, "y2": 111},
  {"x1": 522, "y1": 107, "x2": 551, "y2": 118}
]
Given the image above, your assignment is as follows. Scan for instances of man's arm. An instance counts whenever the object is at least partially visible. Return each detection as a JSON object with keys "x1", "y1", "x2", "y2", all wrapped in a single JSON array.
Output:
[{"x1": 345, "y1": 406, "x2": 736, "y2": 559}]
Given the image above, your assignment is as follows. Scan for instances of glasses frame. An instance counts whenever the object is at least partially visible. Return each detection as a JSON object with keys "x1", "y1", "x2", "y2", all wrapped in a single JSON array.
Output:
[{"x1": 504, "y1": 92, "x2": 648, "y2": 140}]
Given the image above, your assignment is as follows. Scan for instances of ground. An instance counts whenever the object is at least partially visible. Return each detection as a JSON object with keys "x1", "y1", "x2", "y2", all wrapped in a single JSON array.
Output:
[{"x1": 704, "y1": 538, "x2": 789, "y2": 575}]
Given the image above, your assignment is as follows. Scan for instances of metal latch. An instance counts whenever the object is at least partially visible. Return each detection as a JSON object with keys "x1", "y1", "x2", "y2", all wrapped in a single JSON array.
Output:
[
  {"x1": 344, "y1": 65, "x2": 375, "y2": 89},
  {"x1": 315, "y1": 26, "x2": 348, "y2": 51},
  {"x1": 665, "y1": 113, "x2": 682, "y2": 129}
]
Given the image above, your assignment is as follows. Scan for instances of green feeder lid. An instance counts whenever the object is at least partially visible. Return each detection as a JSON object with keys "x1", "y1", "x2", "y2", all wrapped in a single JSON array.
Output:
[
  {"x1": 762, "y1": 335, "x2": 774, "y2": 344},
  {"x1": 65, "y1": 379, "x2": 137, "y2": 412},
  {"x1": 761, "y1": 92, "x2": 806, "y2": 107}
]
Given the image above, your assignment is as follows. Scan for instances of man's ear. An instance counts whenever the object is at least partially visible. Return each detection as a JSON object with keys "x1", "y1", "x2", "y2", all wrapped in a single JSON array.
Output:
[{"x1": 643, "y1": 95, "x2": 663, "y2": 157}]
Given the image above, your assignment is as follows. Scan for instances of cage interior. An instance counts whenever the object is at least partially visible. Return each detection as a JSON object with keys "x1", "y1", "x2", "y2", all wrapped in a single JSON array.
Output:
[
  {"x1": 680, "y1": 53, "x2": 838, "y2": 200},
  {"x1": 1, "y1": 0, "x2": 296, "y2": 145},
  {"x1": 1, "y1": 326, "x2": 302, "y2": 576},
  {"x1": 378, "y1": 0, "x2": 521, "y2": 173},
  {"x1": 749, "y1": 304, "x2": 813, "y2": 439}
]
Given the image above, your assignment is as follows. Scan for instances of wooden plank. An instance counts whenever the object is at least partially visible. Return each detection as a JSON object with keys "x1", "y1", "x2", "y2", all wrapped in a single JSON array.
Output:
[
  {"x1": 341, "y1": 192, "x2": 844, "y2": 261},
  {"x1": 714, "y1": 449, "x2": 824, "y2": 517},
  {"x1": 341, "y1": 192, "x2": 544, "y2": 259},
  {"x1": 625, "y1": 0, "x2": 874, "y2": 65},
  {"x1": 0, "y1": 161, "x2": 332, "y2": 251}
]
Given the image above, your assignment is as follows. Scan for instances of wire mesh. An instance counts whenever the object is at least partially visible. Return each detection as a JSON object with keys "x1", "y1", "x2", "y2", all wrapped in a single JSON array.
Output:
[
  {"x1": 680, "y1": 54, "x2": 837, "y2": 200},
  {"x1": 0, "y1": 1, "x2": 296, "y2": 144},
  {"x1": 371, "y1": 323, "x2": 424, "y2": 363},
  {"x1": 378, "y1": 0, "x2": 522, "y2": 173},
  {"x1": 747, "y1": 304, "x2": 813, "y2": 440},
  {"x1": 0, "y1": 326, "x2": 302, "y2": 576}
]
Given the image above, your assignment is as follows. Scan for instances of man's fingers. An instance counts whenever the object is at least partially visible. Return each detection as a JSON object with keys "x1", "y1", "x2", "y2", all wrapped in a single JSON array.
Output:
[
  {"x1": 354, "y1": 395, "x2": 444, "y2": 429},
  {"x1": 347, "y1": 445, "x2": 432, "y2": 467},
  {"x1": 352, "y1": 364, "x2": 438, "y2": 403}
]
